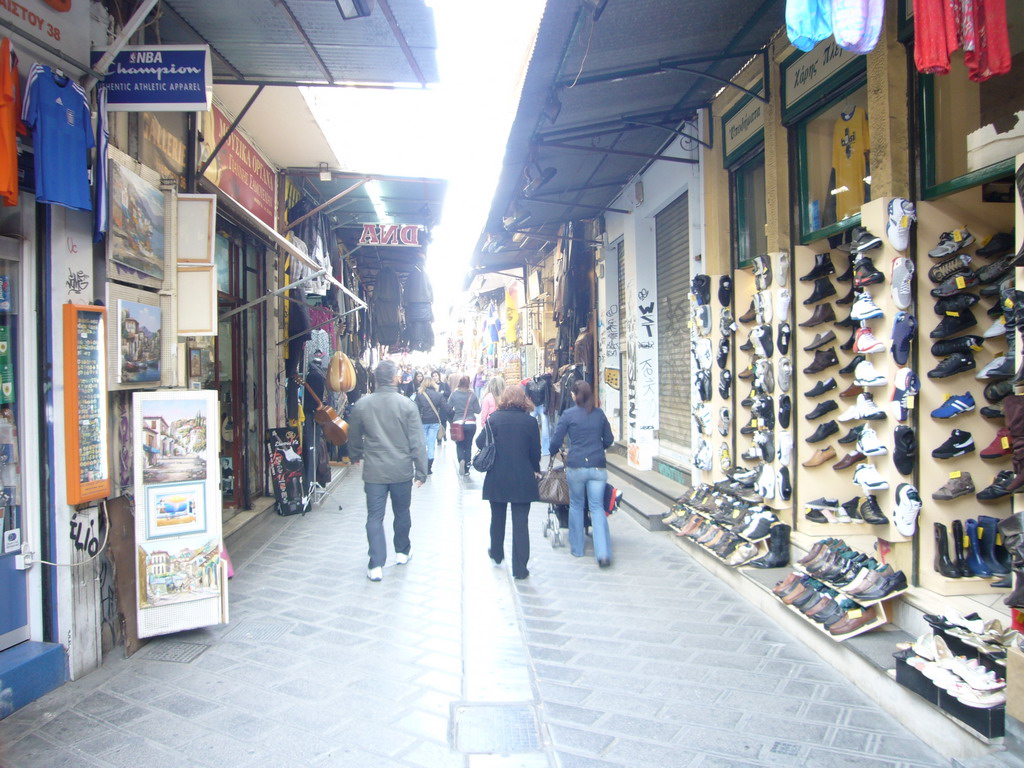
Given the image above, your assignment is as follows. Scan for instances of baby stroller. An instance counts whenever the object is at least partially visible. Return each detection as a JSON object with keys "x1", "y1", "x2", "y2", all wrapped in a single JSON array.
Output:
[{"x1": 544, "y1": 483, "x2": 623, "y2": 548}]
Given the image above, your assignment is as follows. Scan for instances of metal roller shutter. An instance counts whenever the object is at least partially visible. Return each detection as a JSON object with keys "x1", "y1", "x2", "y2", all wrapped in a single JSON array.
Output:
[
  {"x1": 617, "y1": 240, "x2": 626, "y2": 439},
  {"x1": 655, "y1": 192, "x2": 691, "y2": 451}
]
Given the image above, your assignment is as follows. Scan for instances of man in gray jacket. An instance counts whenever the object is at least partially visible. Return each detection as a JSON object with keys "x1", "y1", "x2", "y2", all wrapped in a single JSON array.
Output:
[{"x1": 347, "y1": 360, "x2": 428, "y2": 581}]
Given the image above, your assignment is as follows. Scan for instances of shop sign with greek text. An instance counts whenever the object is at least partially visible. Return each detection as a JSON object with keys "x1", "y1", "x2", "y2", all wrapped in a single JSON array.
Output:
[
  {"x1": 782, "y1": 40, "x2": 865, "y2": 122},
  {"x1": 722, "y1": 82, "x2": 764, "y2": 167},
  {"x1": 2, "y1": 0, "x2": 89, "y2": 67},
  {"x1": 91, "y1": 46, "x2": 212, "y2": 112},
  {"x1": 358, "y1": 224, "x2": 422, "y2": 247}
]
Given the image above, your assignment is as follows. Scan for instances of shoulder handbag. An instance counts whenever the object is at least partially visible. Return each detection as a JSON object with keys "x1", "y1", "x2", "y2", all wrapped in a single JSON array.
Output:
[
  {"x1": 537, "y1": 453, "x2": 569, "y2": 505},
  {"x1": 450, "y1": 396, "x2": 470, "y2": 441},
  {"x1": 471, "y1": 420, "x2": 496, "y2": 472}
]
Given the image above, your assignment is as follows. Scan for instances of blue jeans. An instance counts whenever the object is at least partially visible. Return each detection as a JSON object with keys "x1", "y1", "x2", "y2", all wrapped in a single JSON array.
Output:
[
  {"x1": 534, "y1": 404, "x2": 551, "y2": 455},
  {"x1": 364, "y1": 481, "x2": 412, "y2": 569},
  {"x1": 423, "y1": 423, "x2": 440, "y2": 460},
  {"x1": 566, "y1": 467, "x2": 611, "y2": 561}
]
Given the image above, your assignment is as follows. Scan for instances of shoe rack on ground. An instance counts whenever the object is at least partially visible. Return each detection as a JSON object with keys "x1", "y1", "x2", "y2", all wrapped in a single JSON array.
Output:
[
  {"x1": 791, "y1": 201, "x2": 913, "y2": 585},
  {"x1": 915, "y1": 188, "x2": 1015, "y2": 597}
]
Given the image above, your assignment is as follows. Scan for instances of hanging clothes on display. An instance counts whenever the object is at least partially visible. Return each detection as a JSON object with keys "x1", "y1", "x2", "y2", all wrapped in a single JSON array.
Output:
[
  {"x1": 0, "y1": 38, "x2": 24, "y2": 208},
  {"x1": 402, "y1": 266, "x2": 434, "y2": 351},
  {"x1": 786, "y1": 0, "x2": 833, "y2": 51},
  {"x1": 831, "y1": 105, "x2": 870, "y2": 222},
  {"x1": 832, "y1": 0, "x2": 883, "y2": 54},
  {"x1": 21, "y1": 63, "x2": 94, "y2": 211},
  {"x1": 913, "y1": 0, "x2": 1011, "y2": 81},
  {"x1": 371, "y1": 265, "x2": 403, "y2": 347}
]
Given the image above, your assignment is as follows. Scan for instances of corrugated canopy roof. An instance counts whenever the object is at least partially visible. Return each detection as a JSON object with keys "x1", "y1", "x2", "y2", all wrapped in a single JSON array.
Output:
[
  {"x1": 469, "y1": 0, "x2": 784, "y2": 281},
  {"x1": 153, "y1": 0, "x2": 439, "y2": 86}
]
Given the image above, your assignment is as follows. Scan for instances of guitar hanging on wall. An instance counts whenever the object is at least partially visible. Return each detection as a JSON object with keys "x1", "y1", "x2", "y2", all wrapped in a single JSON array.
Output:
[{"x1": 294, "y1": 375, "x2": 349, "y2": 446}]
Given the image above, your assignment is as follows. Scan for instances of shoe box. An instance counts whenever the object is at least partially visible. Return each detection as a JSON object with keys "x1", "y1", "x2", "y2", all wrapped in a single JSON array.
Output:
[
  {"x1": 1007, "y1": 646, "x2": 1024, "y2": 724},
  {"x1": 893, "y1": 649, "x2": 1005, "y2": 740}
]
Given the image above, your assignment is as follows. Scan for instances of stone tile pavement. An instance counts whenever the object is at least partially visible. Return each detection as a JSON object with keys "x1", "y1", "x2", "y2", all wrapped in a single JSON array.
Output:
[{"x1": 0, "y1": 441, "x2": 953, "y2": 767}]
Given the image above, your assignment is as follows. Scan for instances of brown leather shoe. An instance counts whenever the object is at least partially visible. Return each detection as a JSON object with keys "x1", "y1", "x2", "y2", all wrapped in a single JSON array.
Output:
[
  {"x1": 773, "y1": 572, "x2": 801, "y2": 595},
  {"x1": 832, "y1": 451, "x2": 866, "y2": 470},
  {"x1": 738, "y1": 300, "x2": 756, "y2": 323},
  {"x1": 802, "y1": 445, "x2": 837, "y2": 467},
  {"x1": 828, "y1": 605, "x2": 878, "y2": 636},
  {"x1": 839, "y1": 383, "x2": 864, "y2": 398},
  {"x1": 782, "y1": 583, "x2": 812, "y2": 605}
]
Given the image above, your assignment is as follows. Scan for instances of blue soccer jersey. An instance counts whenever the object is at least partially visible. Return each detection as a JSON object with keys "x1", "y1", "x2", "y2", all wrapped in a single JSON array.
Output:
[{"x1": 21, "y1": 64, "x2": 94, "y2": 211}]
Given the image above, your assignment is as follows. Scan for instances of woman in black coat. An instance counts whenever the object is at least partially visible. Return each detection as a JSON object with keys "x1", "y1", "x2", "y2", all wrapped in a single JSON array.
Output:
[{"x1": 476, "y1": 384, "x2": 541, "y2": 580}]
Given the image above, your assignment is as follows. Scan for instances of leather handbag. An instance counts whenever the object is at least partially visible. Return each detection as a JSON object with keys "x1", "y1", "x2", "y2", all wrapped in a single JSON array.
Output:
[
  {"x1": 537, "y1": 454, "x2": 569, "y2": 505},
  {"x1": 450, "y1": 395, "x2": 471, "y2": 441},
  {"x1": 471, "y1": 421, "x2": 496, "y2": 472}
]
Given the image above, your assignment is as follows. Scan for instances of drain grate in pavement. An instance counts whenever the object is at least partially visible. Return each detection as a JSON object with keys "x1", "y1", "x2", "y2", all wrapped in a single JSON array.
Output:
[
  {"x1": 452, "y1": 703, "x2": 542, "y2": 754},
  {"x1": 221, "y1": 621, "x2": 294, "y2": 643},
  {"x1": 770, "y1": 741, "x2": 800, "y2": 756},
  {"x1": 142, "y1": 641, "x2": 209, "y2": 664}
]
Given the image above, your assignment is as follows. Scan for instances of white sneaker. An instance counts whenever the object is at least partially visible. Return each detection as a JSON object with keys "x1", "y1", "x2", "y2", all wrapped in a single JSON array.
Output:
[
  {"x1": 837, "y1": 404, "x2": 861, "y2": 422},
  {"x1": 756, "y1": 463, "x2": 776, "y2": 500},
  {"x1": 891, "y1": 257, "x2": 914, "y2": 309},
  {"x1": 982, "y1": 317, "x2": 1007, "y2": 338},
  {"x1": 777, "y1": 288, "x2": 791, "y2": 321},
  {"x1": 853, "y1": 463, "x2": 889, "y2": 490},
  {"x1": 857, "y1": 393, "x2": 886, "y2": 420},
  {"x1": 857, "y1": 426, "x2": 888, "y2": 456},
  {"x1": 778, "y1": 430, "x2": 793, "y2": 466},
  {"x1": 367, "y1": 567, "x2": 383, "y2": 582},
  {"x1": 755, "y1": 291, "x2": 772, "y2": 323},
  {"x1": 976, "y1": 356, "x2": 1010, "y2": 380},
  {"x1": 854, "y1": 359, "x2": 887, "y2": 387},
  {"x1": 893, "y1": 483, "x2": 922, "y2": 537},
  {"x1": 886, "y1": 198, "x2": 916, "y2": 251},
  {"x1": 778, "y1": 252, "x2": 790, "y2": 287},
  {"x1": 396, "y1": 552, "x2": 411, "y2": 565},
  {"x1": 850, "y1": 292, "x2": 884, "y2": 321},
  {"x1": 854, "y1": 327, "x2": 885, "y2": 355}
]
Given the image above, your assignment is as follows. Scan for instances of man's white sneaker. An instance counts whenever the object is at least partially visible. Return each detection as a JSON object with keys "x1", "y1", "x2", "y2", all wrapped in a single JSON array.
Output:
[
  {"x1": 396, "y1": 552, "x2": 411, "y2": 565},
  {"x1": 891, "y1": 257, "x2": 914, "y2": 309},
  {"x1": 893, "y1": 482, "x2": 922, "y2": 537},
  {"x1": 857, "y1": 426, "x2": 888, "y2": 456},
  {"x1": 854, "y1": 359, "x2": 887, "y2": 387},
  {"x1": 886, "y1": 198, "x2": 916, "y2": 251},
  {"x1": 853, "y1": 463, "x2": 889, "y2": 491},
  {"x1": 367, "y1": 567, "x2": 383, "y2": 582}
]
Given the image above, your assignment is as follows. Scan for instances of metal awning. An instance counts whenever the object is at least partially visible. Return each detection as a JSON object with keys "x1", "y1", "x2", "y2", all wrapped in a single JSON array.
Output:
[
  {"x1": 469, "y1": 0, "x2": 784, "y2": 282},
  {"x1": 152, "y1": 0, "x2": 439, "y2": 87}
]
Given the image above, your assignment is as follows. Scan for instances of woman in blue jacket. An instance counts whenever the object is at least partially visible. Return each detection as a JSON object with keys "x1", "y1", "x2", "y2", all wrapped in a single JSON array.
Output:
[{"x1": 549, "y1": 381, "x2": 615, "y2": 567}]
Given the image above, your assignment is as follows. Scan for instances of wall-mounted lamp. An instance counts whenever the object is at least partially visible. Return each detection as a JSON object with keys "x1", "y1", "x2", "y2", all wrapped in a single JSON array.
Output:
[
  {"x1": 541, "y1": 93, "x2": 562, "y2": 124},
  {"x1": 319, "y1": 163, "x2": 332, "y2": 182},
  {"x1": 523, "y1": 166, "x2": 557, "y2": 197},
  {"x1": 335, "y1": 0, "x2": 375, "y2": 19}
]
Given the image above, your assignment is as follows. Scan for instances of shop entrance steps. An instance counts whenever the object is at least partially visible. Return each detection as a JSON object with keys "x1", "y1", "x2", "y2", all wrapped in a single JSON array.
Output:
[
  {"x1": 606, "y1": 453, "x2": 685, "y2": 531},
  {"x1": 0, "y1": 641, "x2": 65, "y2": 716}
]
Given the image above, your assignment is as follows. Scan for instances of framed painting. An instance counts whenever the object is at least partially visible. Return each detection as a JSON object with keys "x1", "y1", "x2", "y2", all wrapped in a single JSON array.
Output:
[
  {"x1": 145, "y1": 481, "x2": 206, "y2": 539},
  {"x1": 108, "y1": 160, "x2": 167, "y2": 289}
]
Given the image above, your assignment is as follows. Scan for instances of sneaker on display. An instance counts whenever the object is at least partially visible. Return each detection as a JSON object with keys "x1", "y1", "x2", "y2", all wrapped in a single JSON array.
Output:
[
  {"x1": 850, "y1": 292, "x2": 884, "y2": 321},
  {"x1": 853, "y1": 463, "x2": 889, "y2": 491},
  {"x1": 856, "y1": 426, "x2": 888, "y2": 456},
  {"x1": 856, "y1": 392, "x2": 886, "y2": 421},
  {"x1": 927, "y1": 351, "x2": 976, "y2": 379},
  {"x1": 982, "y1": 316, "x2": 1007, "y2": 338},
  {"x1": 931, "y1": 392, "x2": 977, "y2": 419},
  {"x1": 932, "y1": 429, "x2": 975, "y2": 459},
  {"x1": 928, "y1": 226, "x2": 975, "y2": 259},
  {"x1": 854, "y1": 327, "x2": 885, "y2": 355},
  {"x1": 853, "y1": 359, "x2": 887, "y2": 387},
  {"x1": 891, "y1": 257, "x2": 914, "y2": 309},
  {"x1": 886, "y1": 198, "x2": 916, "y2": 251},
  {"x1": 893, "y1": 483, "x2": 922, "y2": 537},
  {"x1": 932, "y1": 471, "x2": 975, "y2": 500}
]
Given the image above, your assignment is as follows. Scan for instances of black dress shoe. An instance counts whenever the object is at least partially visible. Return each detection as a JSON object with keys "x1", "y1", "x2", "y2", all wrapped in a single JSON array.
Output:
[
  {"x1": 838, "y1": 354, "x2": 865, "y2": 376},
  {"x1": 805, "y1": 400, "x2": 838, "y2": 420},
  {"x1": 804, "y1": 377, "x2": 837, "y2": 398},
  {"x1": 801, "y1": 253, "x2": 836, "y2": 282},
  {"x1": 806, "y1": 420, "x2": 839, "y2": 443},
  {"x1": 803, "y1": 277, "x2": 837, "y2": 305},
  {"x1": 799, "y1": 302, "x2": 836, "y2": 327}
]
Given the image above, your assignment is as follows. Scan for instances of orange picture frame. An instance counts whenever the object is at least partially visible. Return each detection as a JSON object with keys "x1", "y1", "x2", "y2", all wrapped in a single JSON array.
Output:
[{"x1": 63, "y1": 304, "x2": 111, "y2": 505}]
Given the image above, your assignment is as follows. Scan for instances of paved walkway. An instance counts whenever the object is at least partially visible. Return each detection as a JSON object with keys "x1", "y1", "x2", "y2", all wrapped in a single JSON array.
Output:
[{"x1": 0, "y1": 440, "x2": 948, "y2": 767}]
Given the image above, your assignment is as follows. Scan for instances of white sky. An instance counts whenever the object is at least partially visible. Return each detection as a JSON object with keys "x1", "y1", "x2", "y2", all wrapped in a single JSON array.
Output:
[{"x1": 305, "y1": 0, "x2": 546, "y2": 317}]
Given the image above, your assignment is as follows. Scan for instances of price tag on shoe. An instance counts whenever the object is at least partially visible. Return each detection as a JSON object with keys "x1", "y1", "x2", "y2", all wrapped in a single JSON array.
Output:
[{"x1": 949, "y1": 471, "x2": 962, "y2": 479}]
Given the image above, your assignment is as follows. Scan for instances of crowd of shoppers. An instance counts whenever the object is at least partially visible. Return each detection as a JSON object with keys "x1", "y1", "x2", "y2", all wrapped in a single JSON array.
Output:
[{"x1": 349, "y1": 360, "x2": 612, "y2": 583}]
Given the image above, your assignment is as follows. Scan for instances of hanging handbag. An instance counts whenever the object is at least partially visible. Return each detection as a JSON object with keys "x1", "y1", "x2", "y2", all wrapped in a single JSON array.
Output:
[
  {"x1": 471, "y1": 420, "x2": 496, "y2": 472},
  {"x1": 450, "y1": 395, "x2": 471, "y2": 441},
  {"x1": 537, "y1": 453, "x2": 570, "y2": 505}
]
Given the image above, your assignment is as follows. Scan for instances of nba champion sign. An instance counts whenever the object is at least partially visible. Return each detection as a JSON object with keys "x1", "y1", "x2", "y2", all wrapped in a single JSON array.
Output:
[{"x1": 90, "y1": 45, "x2": 212, "y2": 112}]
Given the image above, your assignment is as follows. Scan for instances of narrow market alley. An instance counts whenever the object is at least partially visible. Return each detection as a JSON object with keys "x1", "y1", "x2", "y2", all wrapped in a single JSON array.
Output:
[{"x1": 0, "y1": 441, "x2": 949, "y2": 768}]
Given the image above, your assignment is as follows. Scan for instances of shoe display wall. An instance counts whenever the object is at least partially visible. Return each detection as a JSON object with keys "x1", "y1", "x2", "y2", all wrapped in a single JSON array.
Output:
[
  {"x1": 914, "y1": 190, "x2": 1017, "y2": 598},
  {"x1": 792, "y1": 200, "x2": 910, "y2": 545},
  {"x1": 692, "y1": 272, "x2": 732, "y2": 484},
  {"x1": 730, "y1": 255, "x2": 791, "y2": 512}
]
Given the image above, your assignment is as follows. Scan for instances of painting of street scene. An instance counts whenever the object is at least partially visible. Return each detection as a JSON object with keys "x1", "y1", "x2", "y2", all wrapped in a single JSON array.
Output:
[
  {"x1": 117, "y1": 299, "x2": 161, "y2": 384},
  {"x1": 145, "y1": 481, "x2": 206, "y2": 540},
  {"x1": 138, "y1": 539, "x2": 221, "y2": 608},
  {"x1": 141, "y1": 399, "x2": 209, "y2": 484},
  {"x1": 109, "y1": 162, "x2": 165, "y2": 285}
]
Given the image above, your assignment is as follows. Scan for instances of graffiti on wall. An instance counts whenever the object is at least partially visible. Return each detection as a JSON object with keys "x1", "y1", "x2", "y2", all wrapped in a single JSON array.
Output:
[{"x1": 636, "y1": 289, "x2": 657, "y2": 431}]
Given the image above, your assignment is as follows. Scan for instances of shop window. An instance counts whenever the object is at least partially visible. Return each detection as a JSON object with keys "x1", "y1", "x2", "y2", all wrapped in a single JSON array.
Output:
[
  {"x1": 731, "y1": 152, "x2": 766, "y2": 269},
  {"x1": 919, "y1": 10, "x2": 1024, "y2": 198},
  {"x1": 797, "y1": 83, "x2": 871, "y2": 242}
]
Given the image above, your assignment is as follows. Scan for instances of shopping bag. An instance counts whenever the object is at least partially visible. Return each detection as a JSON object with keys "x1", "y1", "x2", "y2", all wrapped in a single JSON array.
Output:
[{"x1": 538, "y1": 454, "x2": 569, "y2": 505}]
